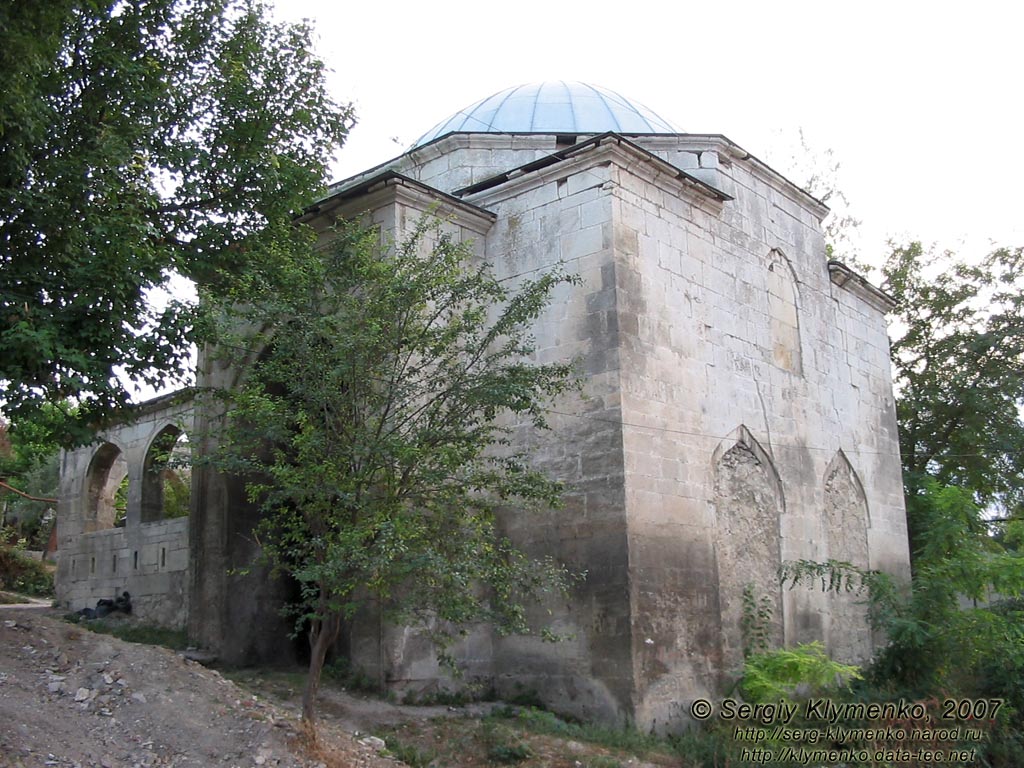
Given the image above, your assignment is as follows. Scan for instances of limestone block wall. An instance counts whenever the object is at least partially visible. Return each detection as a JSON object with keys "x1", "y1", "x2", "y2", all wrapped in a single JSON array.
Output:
[
  {"x1": 605, "y1": 138, "x2": 907, "y2": 730},
  {"x1": 190, "y1": 179, "x2": 500, "y2": 668},
  {"x1": 56, "y1": 393, "x2": 193, "y2": 629},
  {"x1": 316, "y1": 149, "x2": 636, "y2": 721},
  {"x1": 186, "y1": 130, "x2": 908, "y2": 731},
  {"x1": 59, "y1": 518, "x2": 189, "y2": 627},
  {"x1": 472, "y1": 158, "x2": 633, "y2": 723}
]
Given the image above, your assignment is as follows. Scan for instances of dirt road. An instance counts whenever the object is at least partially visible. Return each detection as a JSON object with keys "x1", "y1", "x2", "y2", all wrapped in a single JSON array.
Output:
[{"x1": 0, "y1": 606, "x2": 395, "y2": 768}]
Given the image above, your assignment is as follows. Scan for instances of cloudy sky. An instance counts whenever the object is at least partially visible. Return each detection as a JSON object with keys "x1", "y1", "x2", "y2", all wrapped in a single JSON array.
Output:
[{"x1": 271, "y1": 0, "x2": 1023, "y2": 270}]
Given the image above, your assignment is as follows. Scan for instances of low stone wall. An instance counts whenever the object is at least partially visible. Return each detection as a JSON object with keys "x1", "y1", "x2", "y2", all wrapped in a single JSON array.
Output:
[{"x1": 58, "y1": 517, "x2": 188, "y2": 628}]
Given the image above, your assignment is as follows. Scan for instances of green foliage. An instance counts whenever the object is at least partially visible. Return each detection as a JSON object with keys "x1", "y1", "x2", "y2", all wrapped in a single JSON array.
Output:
[
  {"x1": 381, "y1": 735, "x2": 437, "y2": 768},
  {"x1": 883, "y1": 243, "x2": 1024, "y2": 531},
  {"x1": 667, "y1": 725, "x2": 744, "y2": 767},
  {"x1": 784, "y1": 481, "x2": 1024, "y2": 765},
  {"x1": 161, "y1": 469, "x2": 191, "y2": 519},
  {"x1": 779, "y1": 559, "x2": 899, "y2": 635},
  {"x1": 0, "y1": 0, "x2": 353, "y2": 443},
  {"x1": 0, "y1": 403, "x2": 70, "y2": 478},
  {"x1": 321, "y1": 657, "x2": 376, "y2": 694},
  {"x1": 1, "y1": 405, "x2": 65, "y2": 547},
  {"x1": 207, "y1": 218, "x2": 581, "y2": 721},
  {"x1": 0, "y1": 538, "x2": 54, "y2": 596},
  {"x1": 400, "y1": 685, "x2": 494, "y2": 706},
  {"x1": 872, "y1": 481, "x2": 1024, "y2": 692},
  {"x1": 739, "y1": 642, "x2": 862, "y2": 704},
  {"x1": 483, "y1": 721, "x2": 533, "y2": 764},
  {"x1": 499, "y1": 707, "x2": 663, "y2": 756},
  {"x1": 113, "y1": 475, "x2": 129, "y2": 528},
  {"x1": 506, "y1": 684, "x2": 546, "y2": 709},
  {"x1": 1, "y1": 451, "x2": 60, "y2": 548},
  {"x1": 67, "y1": 616, "x2": 189, "y2": 651}
]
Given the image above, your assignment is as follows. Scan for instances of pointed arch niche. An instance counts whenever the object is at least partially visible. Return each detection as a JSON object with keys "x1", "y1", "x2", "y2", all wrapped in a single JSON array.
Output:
[
  {"x1": 711, "y1": 426, "x2": 784, "y2": 670},
  {"x1": 766, "y1": 250, "x2": 802, "y2": 374},
  {"x1": 823, "y1": 450, "x2": 872, "y2": 663}
]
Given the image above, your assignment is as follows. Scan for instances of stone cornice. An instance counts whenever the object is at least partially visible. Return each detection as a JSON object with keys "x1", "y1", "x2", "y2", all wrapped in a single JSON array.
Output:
[
  {"x1": 302, "y1": 171, "x2": 496, "y2": 235},
  {"x1": 457, "y1": 133, "x2": 732, "y2": 210},
  {"x1": 828, "y1": 260, "x2": 897, "y2": 313}
]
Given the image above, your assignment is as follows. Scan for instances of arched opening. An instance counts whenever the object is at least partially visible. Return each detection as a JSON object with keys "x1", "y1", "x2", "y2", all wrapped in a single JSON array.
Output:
[
  {"x1": 141, "y1": 426, "x2": 191, "y2": 523},
  {"x1": 85, "y1": 442, "x2": 128, "y2": 530}
]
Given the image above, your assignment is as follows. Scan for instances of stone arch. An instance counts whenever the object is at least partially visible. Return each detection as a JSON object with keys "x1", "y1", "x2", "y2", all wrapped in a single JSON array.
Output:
[
  {"x1": 767, "y1": 249, "x2": 802, "y2": 374},
  {"x1": 85, "y1": 441, "x2": 128, "y2": 530},
  {"x1": 140, "y1": 424, "x2": 189, "y2": 523},
  {"x1": 823, "y1": 450, "x2": 872, "y2": 662},
  {"x1": 711, "y1": 426, "x2": 784, "y2": 671}
]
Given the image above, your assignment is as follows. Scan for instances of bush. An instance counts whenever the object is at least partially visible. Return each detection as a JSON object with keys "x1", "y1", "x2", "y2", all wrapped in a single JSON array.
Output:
[
  {"x1": 0, "y1": 540, "x2": 54, "y2": 596},
  {"x1": 739, "y1": 641, "x2": 861, "y2": 703}
]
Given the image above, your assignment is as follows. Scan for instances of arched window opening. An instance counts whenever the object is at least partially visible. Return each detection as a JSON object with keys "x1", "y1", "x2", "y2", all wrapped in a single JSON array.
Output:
[
  {"x1": 767, "y1": 251, "x2": 802, "y2": 374},
  {"x1": 113, "y1": 475, "x2": 129, "y2": 527},
  {"x1": 141, "y1": 426, "x2": 191, "y2": 523},
  {"x1": 85, "y1": 442, "x2": 128, "y2": 530}
]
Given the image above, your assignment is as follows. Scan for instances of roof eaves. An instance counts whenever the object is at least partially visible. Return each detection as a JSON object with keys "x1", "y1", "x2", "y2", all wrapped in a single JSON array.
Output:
[
  {"x1": 301, "y1": 170, "x2": 497, "y2": 222},
  {"x1": 452, "y1": 132, "x2": 733, "y2": 203},
  {"x1": 828, "y1": 260, "x2": 897, "y2": 313}
]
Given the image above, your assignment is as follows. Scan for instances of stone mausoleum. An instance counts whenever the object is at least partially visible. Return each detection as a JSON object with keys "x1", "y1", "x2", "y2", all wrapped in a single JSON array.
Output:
[{"x1": 57, "y1": 82, "x2": 910, "y2": 731}]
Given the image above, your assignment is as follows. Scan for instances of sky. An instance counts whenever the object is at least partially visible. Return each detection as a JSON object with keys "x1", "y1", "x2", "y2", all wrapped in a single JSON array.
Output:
[{"x1": 270, "y1": 0, "x2": 1024, "y2": 271}]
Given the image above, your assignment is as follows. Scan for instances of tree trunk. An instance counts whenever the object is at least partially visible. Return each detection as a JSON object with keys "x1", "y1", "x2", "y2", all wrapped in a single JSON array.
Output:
[{"x1": 301, "y1": 613, "x2": 341, "y2": 730}]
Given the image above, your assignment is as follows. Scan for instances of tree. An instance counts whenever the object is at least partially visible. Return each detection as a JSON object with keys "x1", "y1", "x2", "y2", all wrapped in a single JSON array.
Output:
[
  {"x1": 775, "y1": 129, "x2": 865, "y2": 270},
  {"x1": 0, "y1": 0, "x2": 353, "y2": 444},
  {"x1": 0, "y1": 405, "x2": 65, "y2": 544},
  {"x1": 208, "y1": 220, "x2": 580, "y2": 729},
  {"x1": 881, "y1": 243, "x2": 1024, "y2": 554}
]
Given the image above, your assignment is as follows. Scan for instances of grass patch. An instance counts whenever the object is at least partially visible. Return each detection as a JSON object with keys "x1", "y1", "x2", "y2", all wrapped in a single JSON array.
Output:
[
  {"x1": 401, "y1": 683, "x2": 497, "y2": 706},
  {"x1": 483, "y1": 721, "x2": 533, "y2": 764},
  {"x1": 667, "y1": 725, "x2": 745, "y2": 766},
  {"x1": 67, "y1": 616, "x2": 189, "y2": 650},
  {"x1": 493, "y1": 707, "x2": 664, "y2": 756},
  {"x1": 322, "y1": 657, "x2": 379, "y2": 693},
  {"x1": 382, "y1": 734, "x2": 437, "y2": 767},
  {"x1": 494, "y1": 706, "x2": 743, "y2": 766}
]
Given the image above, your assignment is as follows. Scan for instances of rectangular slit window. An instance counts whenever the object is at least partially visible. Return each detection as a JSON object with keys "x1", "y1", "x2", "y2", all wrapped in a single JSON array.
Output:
[
  {"x1": 112, "y1": 555, "x2": 117, "y2": 573},
  {"x1": 133, "y1": 551, "x2": 138, "y2": 570},
  {"x1": 161, "y1": 547, "x2": 166, "y2": 568},
  {"x1": 90, "y1": 557, "x2": 95, "y2": 574}
]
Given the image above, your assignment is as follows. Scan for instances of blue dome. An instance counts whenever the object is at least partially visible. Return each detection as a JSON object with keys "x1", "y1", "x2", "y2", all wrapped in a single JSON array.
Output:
[{"x1": 412, "y1": 81, "x2": 680, "y2": 147}]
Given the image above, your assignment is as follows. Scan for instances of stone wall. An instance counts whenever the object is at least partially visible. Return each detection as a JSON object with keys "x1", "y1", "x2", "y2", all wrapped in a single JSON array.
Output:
[
  {"x1": 59, "y1": 518, "x2": 189, "y2": 627},
  {"x1": 179, "y1": 130, "x2": 908, "y2": 730},
  {"x1": 306, "y1": 134, "x2": 909, "y2": 730},
  {"x1": 56, "y1": 393, "x2": 193, "y2": 628}
]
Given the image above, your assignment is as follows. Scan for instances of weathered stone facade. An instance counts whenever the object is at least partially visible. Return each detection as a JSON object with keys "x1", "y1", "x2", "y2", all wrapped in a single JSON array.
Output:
[
  {"x1": 56, "y1": 392, "x2": 193, "y2": 628},
  {"x1": 58, "y1": 84, "x2": 911, "y2": 733}
]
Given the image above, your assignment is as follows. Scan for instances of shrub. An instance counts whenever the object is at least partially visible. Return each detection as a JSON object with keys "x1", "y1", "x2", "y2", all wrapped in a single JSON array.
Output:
[
  {"x1": 739, "y1": 641, "x2": 861, "y2": 704},
  {"x1": 0, "y1": 539, "x2": 54, "y2": 596}
]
